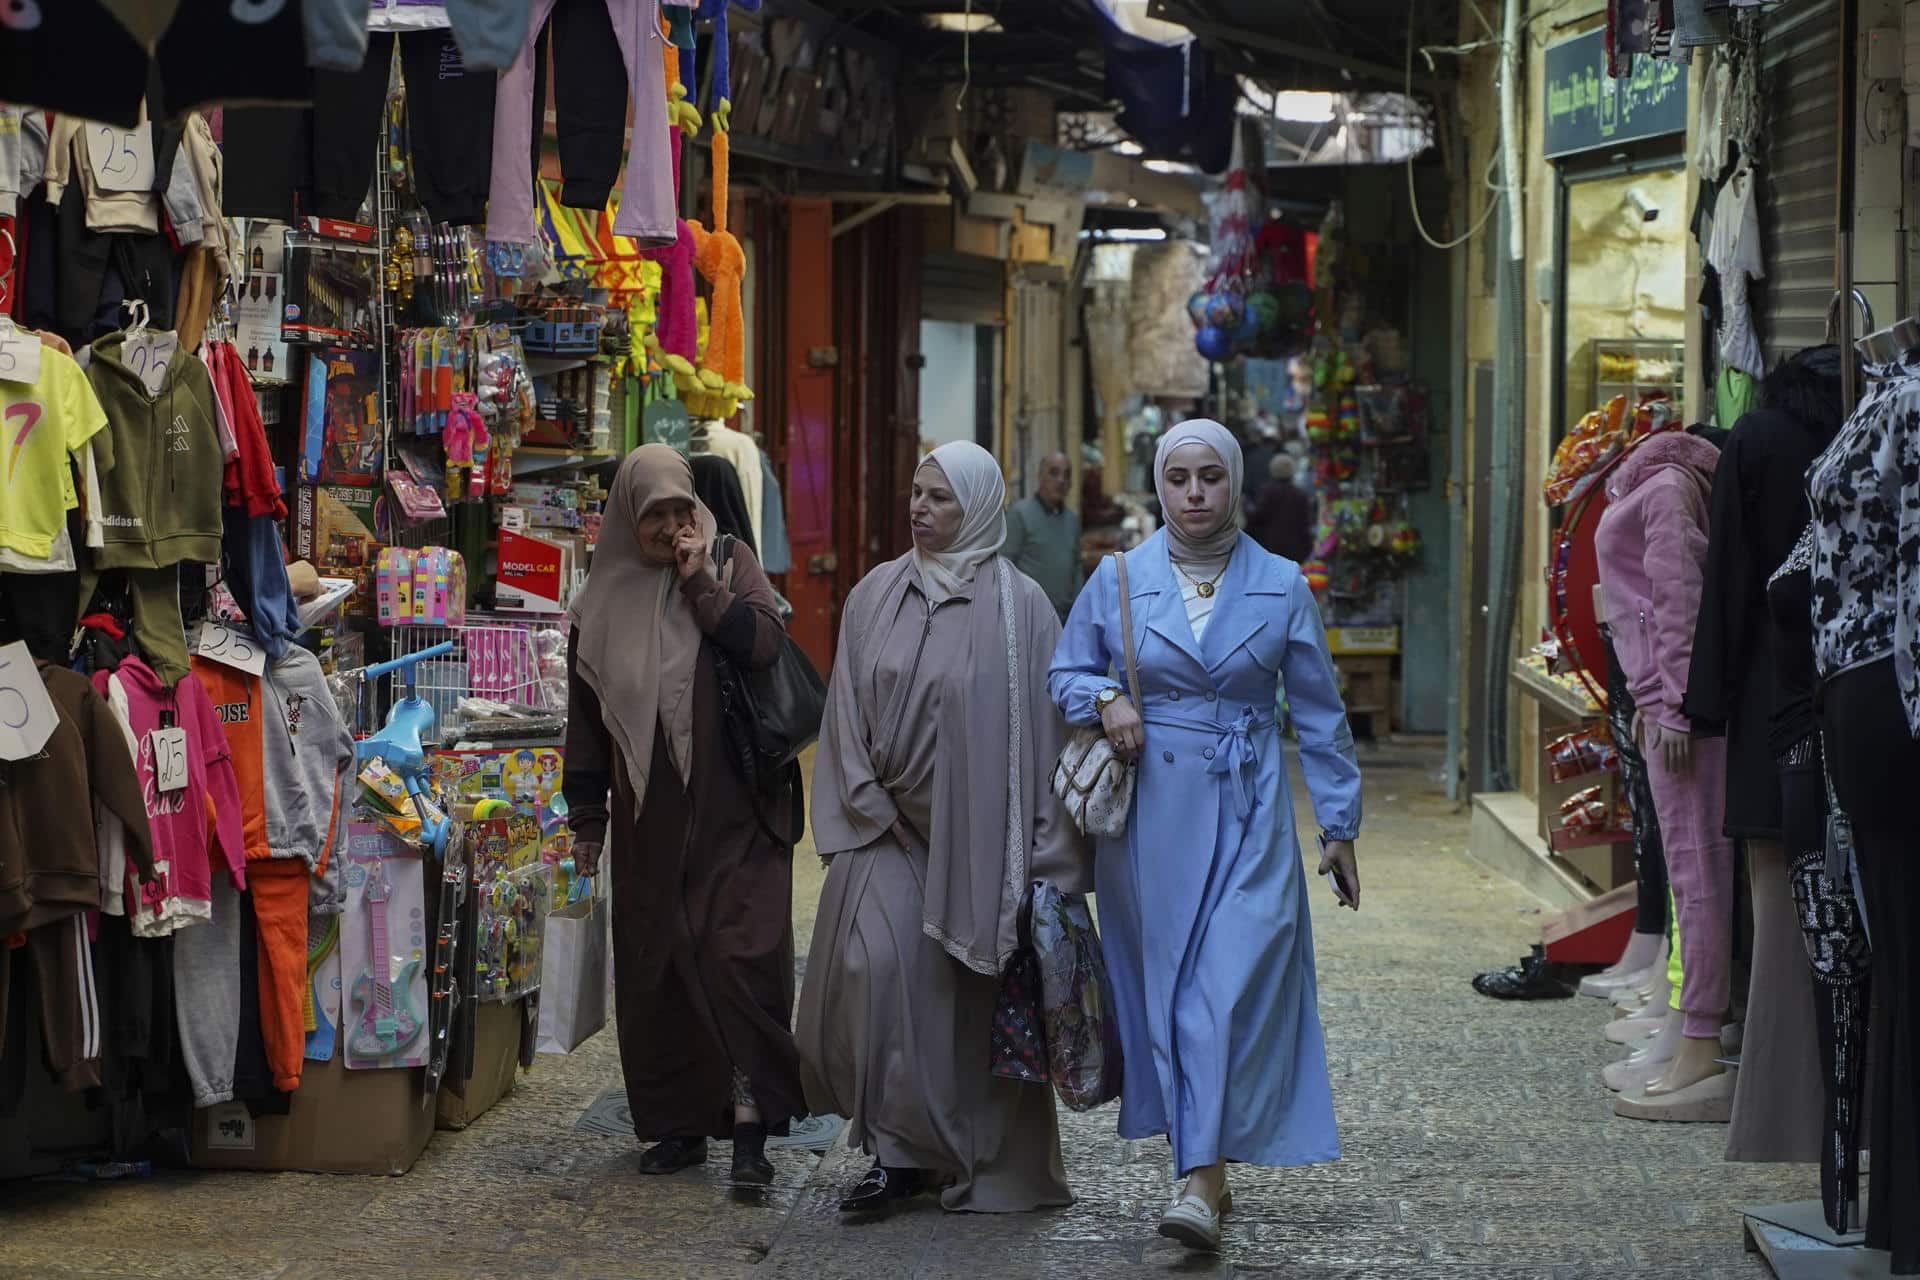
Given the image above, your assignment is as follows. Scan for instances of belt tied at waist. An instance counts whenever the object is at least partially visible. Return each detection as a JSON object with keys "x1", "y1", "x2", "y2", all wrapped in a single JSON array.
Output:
[{"x1": 1143, "y1": 702, "x2": 1273, "y2": 819}]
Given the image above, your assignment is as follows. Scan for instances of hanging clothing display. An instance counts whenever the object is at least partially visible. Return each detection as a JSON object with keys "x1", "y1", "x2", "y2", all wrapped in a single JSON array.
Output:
[{"x1": 487, "y1": 0, "x2": 675, "y2": 249}]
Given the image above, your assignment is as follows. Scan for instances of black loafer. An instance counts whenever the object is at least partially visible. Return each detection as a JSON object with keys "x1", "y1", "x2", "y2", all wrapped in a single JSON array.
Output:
[
  {"x1": 639, "y1": 1136, "x2": 707, "y2": 1174},
  {"x1": 731, "y1": 1123, "x2": 775, "y2": 1186},
  {"x1": 838, "y1": 1163, "x2": 924, "y2": 1214}
]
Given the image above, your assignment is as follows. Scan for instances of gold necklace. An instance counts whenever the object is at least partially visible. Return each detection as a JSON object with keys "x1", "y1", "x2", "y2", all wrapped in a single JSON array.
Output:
[{"x1": 1174, "y1": 560, "x2": 1224, "y2": 599}]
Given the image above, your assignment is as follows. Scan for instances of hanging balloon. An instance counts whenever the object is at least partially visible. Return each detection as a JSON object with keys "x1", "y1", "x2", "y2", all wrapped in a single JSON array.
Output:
[
  {"x1": 1246, "y1": 290, "x2": 1281, "y2": 336},
  {"x1": 1204, "y1": 291, "x2": 1244, "y2": 330},
  {"x1": 1195, "y1": 324, "x2": 1235, "y2": 362},
  {"x1": 1187, "y1": 290, "x2": 1212, "y2": 329},
  {"x1": 1234, "y1": 305, "x2": 1262, "y2": 348}
]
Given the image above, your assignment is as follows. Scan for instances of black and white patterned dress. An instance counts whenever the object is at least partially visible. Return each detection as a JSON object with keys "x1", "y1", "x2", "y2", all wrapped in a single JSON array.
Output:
[{"x1": 1806, "y1": 356, "x2": 1920, "y2": 737}]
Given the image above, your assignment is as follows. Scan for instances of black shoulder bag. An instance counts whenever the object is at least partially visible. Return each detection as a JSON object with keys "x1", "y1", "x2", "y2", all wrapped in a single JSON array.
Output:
[{"x1": 709, "y1": 536, "x2": 828, "y2": 844}]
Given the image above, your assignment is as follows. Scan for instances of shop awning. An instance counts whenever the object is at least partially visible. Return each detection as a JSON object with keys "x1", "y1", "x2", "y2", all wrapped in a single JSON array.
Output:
[{"x1": 1143, "y1": 0, "x2": 1451, "y2": 94}]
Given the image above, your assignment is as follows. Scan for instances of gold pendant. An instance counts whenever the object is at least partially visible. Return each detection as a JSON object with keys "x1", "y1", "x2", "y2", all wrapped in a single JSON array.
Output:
[{"x1": 1197, "y1": 581, "x2": 1215, "y2": 599}]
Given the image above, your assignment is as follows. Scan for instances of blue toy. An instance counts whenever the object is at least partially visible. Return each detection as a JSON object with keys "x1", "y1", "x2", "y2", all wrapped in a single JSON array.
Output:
[{"x1": 355, "y1": 640, "x2": 457, "y2": 855}]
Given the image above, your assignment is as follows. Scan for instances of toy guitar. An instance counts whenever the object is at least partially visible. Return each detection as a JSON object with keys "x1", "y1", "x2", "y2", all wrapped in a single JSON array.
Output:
[
  {"x1": 304, "y1": 913, "x2": 340, "y2": 1061},
  {"x1": 348, "y1": 857, "x2": 425, "y2": 1061}
]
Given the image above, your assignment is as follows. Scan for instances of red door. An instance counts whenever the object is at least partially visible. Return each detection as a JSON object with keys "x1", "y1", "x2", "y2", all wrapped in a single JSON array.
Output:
[{"x1": 783, "y1": 199, "x2": 837, "y2": 677}]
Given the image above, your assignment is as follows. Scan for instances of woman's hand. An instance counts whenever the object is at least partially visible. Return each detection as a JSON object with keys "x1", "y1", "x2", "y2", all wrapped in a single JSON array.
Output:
[
  {"x1": 1099, "y1": 695, "x2": 1145, "y2": 761},
  {"x1": 573, "y1": 840, "x2": 604, "y2": 877},
  {"x1": 889, "y1": 818, "x2": 920, "y2": 853},
  {"x1": 1318, "y1": 839, "x2": 1359, "y2": 910},
  {"x1": 673, "y1": 525, "x2": 707, "y2": 582}
]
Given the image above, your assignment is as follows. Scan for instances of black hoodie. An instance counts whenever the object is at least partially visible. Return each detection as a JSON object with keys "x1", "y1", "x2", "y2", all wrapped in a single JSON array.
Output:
[{"x1": 1682, "y1": 346, "x2": 1847, "y2": 837}]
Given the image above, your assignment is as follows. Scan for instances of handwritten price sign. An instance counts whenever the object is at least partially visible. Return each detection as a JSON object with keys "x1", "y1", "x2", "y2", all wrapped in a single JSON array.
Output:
[
  {"x1": 0, "y1": 639, "x2": 57, "y2": 762},
  {"x1": 194, "y1": 621, "x2": 266, "y2": 676},
  {"x1": 0, "y1": 327, "x2": 40, "y2": 385},
  {"x1": 85, "y1": 122, "x2": 155, "y2": 194}
]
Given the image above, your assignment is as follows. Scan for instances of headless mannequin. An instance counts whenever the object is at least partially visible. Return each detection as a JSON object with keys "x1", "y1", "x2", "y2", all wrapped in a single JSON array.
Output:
[{"x1": 1592, "y1": 430, "x2": 1736, "y2": 1115}]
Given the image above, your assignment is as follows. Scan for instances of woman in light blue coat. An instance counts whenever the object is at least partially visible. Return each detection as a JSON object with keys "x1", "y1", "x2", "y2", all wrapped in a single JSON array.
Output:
[{"x1": 1049, "y1": 418, "x2": 1362, "y2": 1252}]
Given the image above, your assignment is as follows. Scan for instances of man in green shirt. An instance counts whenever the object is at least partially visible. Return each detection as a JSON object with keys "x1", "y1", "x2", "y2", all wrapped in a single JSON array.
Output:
[{"x1": 1003, "y1": 452, "x2": 1084, "y2": 620}]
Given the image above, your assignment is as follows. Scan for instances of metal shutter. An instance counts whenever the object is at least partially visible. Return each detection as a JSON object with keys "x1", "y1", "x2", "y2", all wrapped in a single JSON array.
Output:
[
  {"x1": 922, "y1": 252, "x2": 1007, "y2": 326},
  {"x1": 1757, "y1": 0, "x2": 1843, "y2": 364}
]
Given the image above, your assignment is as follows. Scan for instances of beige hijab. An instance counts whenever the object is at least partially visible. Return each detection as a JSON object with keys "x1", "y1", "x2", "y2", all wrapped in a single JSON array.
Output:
[
  {"x1": 567, "y1": 445, "x2": 717, "y2": 801},
  {"x1": 912, "y1": 442, "x2": 1007, "y2": 603},
  {"x1": 1154, "y1": 417, "x2": 1245, "y2": 564}
]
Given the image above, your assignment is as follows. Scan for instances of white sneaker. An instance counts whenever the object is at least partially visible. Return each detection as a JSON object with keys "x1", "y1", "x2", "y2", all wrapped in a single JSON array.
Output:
[{"x1": 1158, "y1": 1188, "x2": 1232, "y2": 1251}]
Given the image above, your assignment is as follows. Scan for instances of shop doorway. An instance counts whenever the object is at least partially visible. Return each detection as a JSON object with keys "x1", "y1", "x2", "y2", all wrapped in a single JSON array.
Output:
[{"x1": 1552, "y1": 156, "x2": 1691, "y2": 440}]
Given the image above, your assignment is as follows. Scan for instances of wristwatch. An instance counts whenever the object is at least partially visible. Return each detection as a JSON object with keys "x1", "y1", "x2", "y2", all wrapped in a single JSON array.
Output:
[{"x1": 1095, "y1": 687, "x2": 1123, "y2": 711}]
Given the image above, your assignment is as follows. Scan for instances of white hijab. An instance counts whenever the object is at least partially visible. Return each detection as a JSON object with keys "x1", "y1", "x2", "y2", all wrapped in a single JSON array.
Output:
[
  {"x1": 1154, "y1": 417, "x2": 1245, "y2": 565},
  {"x1": 913, "y1": 441, "x2": 1007, "y2": 603}
]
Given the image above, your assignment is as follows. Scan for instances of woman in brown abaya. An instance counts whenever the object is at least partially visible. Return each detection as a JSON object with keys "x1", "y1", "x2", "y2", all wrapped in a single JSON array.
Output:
[
  {"x1": 798, "y1": 441, "x2": 1089, "y2": 1217},
  {"x1": 564, "y1": 445, "x2": 804, "y2": 1185}
]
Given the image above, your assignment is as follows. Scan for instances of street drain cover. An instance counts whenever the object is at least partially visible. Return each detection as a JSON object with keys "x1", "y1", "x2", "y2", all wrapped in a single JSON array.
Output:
[{"x1": 575, "y1": 1088, "x2": 844, "y2": 1152}]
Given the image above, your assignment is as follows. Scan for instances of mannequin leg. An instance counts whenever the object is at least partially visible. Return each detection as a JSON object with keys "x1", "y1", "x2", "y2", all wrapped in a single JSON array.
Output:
[
  {"x1": 1822, "y1": 660, "x2": 1919, "y2": 1273},
  {"x1": 1589, "y1": 632, "x2": 1672, "y2": 998},
  {"x1": 1725, "y1": 838, "x2": 1824, "y2": 1162},
  {"x1": 1615, "y1": 717, "x2": 1733, "y2": 1121}
]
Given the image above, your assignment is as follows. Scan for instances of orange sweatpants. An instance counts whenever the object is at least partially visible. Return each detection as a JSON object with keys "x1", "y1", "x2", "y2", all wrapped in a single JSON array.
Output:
[{"x1": 250, "y1": 860, "x2": 311, "y2": 1093}]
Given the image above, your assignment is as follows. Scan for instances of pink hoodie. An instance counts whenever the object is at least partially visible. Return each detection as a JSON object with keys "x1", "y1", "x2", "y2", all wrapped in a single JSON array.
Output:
[
  {"x1": 1594, "y1": 429, "x2": 1722, "y2": 732},
  {"x1": 102, "y1": 656, "x2": 248, "y2": 938}
]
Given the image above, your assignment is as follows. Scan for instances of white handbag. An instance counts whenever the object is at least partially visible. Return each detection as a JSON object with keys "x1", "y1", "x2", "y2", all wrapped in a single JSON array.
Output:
[{"x1": 1051, "y1": 552, "x2": 1142, "y2": 839}]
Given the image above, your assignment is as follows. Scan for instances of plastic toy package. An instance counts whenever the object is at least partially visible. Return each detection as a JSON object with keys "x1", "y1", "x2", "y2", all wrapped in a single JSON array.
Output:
[{"x1": 339, "y1": 826, "x2": 431, "y2": 1070}]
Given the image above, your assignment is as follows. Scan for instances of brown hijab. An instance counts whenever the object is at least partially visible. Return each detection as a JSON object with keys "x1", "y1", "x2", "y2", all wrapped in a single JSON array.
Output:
[{"x1": 567, "y1": 445, "x2": 717, "y2": 802}]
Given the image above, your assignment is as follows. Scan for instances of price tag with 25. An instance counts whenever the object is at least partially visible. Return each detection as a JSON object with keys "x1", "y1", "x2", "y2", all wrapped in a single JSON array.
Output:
[
  {"x1": 0, "y1": 639, "x2": 57, "y2": 763},
  {"x1": 194, "y1": 622, "x2": 266, "y2": 676},
  {"x1": 85, "y1": 122, "x2": 155, "y2": 194},
  {"x1": 150, "y1": 725, "x2": 189, "y2": 793}
]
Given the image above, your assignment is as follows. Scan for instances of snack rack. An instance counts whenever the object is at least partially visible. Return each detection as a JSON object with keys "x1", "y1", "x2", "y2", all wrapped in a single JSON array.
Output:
[{"x1": 1591, "y1": 339, "x2": 1685, "y2": 412}]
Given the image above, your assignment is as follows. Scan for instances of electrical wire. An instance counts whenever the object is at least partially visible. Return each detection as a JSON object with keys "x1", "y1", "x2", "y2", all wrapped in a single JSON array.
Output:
[{"x1": 1405, "y1": 0, "x2": 1500, "y2": 250}]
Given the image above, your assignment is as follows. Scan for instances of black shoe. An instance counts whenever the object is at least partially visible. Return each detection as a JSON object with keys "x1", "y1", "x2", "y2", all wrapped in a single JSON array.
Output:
[
  {"x1": 731, "y1": 1123, "x2": 775, "y2": 1186},
  {"x1": 638, "y1": 1136, "x2": 707, "y2": 1174},
  {"x1": 837, "y1": 1163, "x2": 924, "y2": 1214},
  {"x1": 1472, "y1": 945, "x2": 1576, "y2": 1001}
]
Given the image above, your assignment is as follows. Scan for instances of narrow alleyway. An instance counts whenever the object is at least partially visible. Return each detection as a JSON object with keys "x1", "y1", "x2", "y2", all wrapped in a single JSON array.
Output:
[{"x1": 1, "y1": 740, "x2": 1807, "y2": 1278}]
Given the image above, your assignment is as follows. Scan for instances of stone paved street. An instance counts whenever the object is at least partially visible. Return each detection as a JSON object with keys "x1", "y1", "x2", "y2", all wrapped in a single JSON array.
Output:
[{"x1": 0, "y1": 740, "x2": 1810, "y2": 1278}]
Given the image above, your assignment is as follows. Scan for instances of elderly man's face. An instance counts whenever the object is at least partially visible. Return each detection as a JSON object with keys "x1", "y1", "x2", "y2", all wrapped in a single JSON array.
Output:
[{"x1": 1038, "y1": 455, "x2": 1071, "y2": 506}]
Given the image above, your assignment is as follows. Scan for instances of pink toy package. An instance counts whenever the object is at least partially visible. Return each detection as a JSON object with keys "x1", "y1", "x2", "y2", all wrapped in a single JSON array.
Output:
[
  {"x1": 376, "y1": 546, "x2": 418, "y2": 627},
  {"x1": 411, "y1": 547, "x2": 468, "y2": 627}
]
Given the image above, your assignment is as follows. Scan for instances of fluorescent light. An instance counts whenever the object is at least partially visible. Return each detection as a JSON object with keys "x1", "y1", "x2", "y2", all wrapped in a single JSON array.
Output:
[
  {"x1": 923, "y1": 12, "x2": 1001, "y2": 32},
  {"x1": 1113, "y1": 140, "x2": 1144, "y2": 156},
  {"x1": 1078, "y1": 227, "x2": 1169, "y2": 241},
  {"x1": 1143, "y1": 159, "x2": 1199, "y2": 175}
]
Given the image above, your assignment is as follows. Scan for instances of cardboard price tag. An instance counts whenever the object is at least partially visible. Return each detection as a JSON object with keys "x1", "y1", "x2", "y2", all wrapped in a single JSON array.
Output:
[
  {"x1": 150, "y1": 725, "x2": 189, "y2": 792},
  {"x1": 0, "y1": 327, "x2": 42, "y2": 385},
  {"x1": 123, "y1": 331, "x2": 177, "y2": 396},
  {"x1": 84, "y1": 121, "x2": 155, "y2": 194},
  {"x1": 194, "y1": 622, "x2": 266, "y2": 676},
  {"x1": 0, "y1": 639, "x2": 57, "y2": 763}
]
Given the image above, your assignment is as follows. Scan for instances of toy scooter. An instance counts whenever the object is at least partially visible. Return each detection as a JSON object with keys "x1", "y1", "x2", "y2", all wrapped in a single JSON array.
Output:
[{"x1": 356, "y1": 640, "x2": 457, "y2": 855}]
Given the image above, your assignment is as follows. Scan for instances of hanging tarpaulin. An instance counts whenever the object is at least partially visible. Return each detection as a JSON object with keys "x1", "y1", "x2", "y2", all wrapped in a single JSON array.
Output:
[{"x1": 1090, "y1": 0, "x2": 1236, "y2": 174}]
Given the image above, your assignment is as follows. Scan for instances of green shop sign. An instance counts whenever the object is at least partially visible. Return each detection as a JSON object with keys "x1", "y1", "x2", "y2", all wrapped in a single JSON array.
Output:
[{"x1": 1543, "y1": 28, "x2": 1688, "y2": 159}]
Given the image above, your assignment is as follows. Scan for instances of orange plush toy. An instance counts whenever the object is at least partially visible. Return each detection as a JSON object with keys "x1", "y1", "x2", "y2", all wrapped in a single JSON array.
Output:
[{"x1": 684, "y1": 93, "x2": 753, "y2": 416}]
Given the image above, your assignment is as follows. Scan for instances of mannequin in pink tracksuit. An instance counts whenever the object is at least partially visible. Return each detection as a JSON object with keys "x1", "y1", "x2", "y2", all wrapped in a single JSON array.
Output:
[{"x1": 1594, "y1": 428, "x2": 1734, "y2": 1115}]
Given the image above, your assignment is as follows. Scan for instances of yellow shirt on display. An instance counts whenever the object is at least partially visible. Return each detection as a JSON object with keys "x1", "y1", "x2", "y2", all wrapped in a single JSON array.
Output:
[{"x1": 0, "y1": 347, "x2": 109, "y2": 560}]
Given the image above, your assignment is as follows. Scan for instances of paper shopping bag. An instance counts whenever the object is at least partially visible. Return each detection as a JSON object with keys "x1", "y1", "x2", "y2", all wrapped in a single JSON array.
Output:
[{"x1": 535, "y1": 883, "x2": 608, "y2": 1054}]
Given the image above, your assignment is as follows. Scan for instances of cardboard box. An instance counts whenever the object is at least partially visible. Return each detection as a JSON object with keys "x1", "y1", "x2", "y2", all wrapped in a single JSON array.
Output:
[
  {"x1": 191, "y1": 1055, "x2": 432, "y2": 1175},
  {"x1": 1336, "y1": 654, "x2": 1393, "y2": 714},
  {"x1": 436, "y1": 999, "x2": 525, "y2": 1130},
  {"x1": 496, "y1": 528, "x2": 574, "y2": 614}
]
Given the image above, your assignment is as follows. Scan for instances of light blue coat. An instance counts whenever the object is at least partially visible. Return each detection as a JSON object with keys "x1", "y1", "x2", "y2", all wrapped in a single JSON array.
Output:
[{"x1": 1049, "y1": 530, "x2": 1362, "y2": 1173}]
